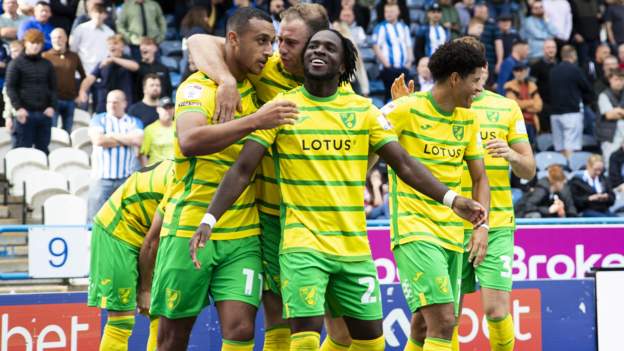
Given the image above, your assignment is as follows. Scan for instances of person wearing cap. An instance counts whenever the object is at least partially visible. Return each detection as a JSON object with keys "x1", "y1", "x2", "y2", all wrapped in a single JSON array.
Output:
[
  {"x1": 414, "y1": 2, "x2": 450, "y2": 60},
  {"x1": 140, "y1": 96, "x2": 174, "y2": 166},
  {"x1": 504, "y1": 61, "x2": 543, "y2": 148},
  {"x1": 497, "y1": 13, "x2": 520, "y2": 58},
  {"x1": 128, "y1": 73, "x2": 161, "y2": 127},
  {"x1": 496, "y1": 39, "x2": 529, "y2": 94}
]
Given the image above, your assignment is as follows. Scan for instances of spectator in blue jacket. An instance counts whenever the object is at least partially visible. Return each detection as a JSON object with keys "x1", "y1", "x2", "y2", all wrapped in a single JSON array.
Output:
[
  {"x1": 17, "y1": 2, "x2": 54, "y2": 50},
  {"x1": 497, "y1": 39, "x2": 529, "y2": 94}
]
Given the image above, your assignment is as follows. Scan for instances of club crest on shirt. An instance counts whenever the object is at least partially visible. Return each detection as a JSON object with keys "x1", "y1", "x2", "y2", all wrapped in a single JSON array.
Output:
[
  {"x1": 299, "y1": 286, "x2": 318, "y2": 306},
  {"x1": 486, "y1": 111, "x2": 500, "y2": 122},
  {"x1": 340, "y1": 112, "x2": 356, "y2": 129},
  {"x1": 435, "y1": 276, "x2": 450, "y2": 295},
  {"x1": 166, "y1": 288, "x2": 181, "y2": 310},
  {"x1": 182, "y1": 84, "x2": 203, "y2": 99},
  {"x1": 118, "y1": 288, "x2": 131, "y2": 304},
  {"x1": 452, "y1": 125, "x2": 465, "y2": 141}
]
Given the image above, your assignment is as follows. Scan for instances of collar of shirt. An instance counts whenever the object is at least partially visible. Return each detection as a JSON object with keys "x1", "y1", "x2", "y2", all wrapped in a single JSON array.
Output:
[{"x1": 583, "y1": 170, "x2": 603, "y2": 193}]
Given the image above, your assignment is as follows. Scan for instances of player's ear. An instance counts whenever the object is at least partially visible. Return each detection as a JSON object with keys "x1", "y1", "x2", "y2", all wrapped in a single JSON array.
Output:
[{"x1": 226, "y1": 31, "x2": 239, "y2": 48}]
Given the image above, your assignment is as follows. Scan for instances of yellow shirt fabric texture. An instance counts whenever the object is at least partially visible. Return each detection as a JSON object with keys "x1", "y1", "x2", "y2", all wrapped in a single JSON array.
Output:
[
  {"x1": 248, "y1": 86, "x2": 397, "y2": 261},
  {"x1": 160, "y1": 72, "x2": 261, "y2": 240},
  {"x1": 385, "y1": 91, "x2": 484, "y2": 253}
]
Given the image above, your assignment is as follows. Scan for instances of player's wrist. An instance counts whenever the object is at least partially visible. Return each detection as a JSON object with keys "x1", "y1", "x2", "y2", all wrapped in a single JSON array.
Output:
[
  {"x1": 443, "y1": 190, "x2": 458, "y2": 208},
  {"x1": 477, "y1": 223, "x2": 490, "y2": 231},
  {"x1": 200, "y1": 213, "x2": 217, "y2": 229}
]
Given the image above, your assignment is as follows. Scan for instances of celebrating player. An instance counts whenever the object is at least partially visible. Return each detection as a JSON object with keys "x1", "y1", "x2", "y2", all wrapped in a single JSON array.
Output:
[
  {"x1": 88, "y1": 159, "x2": 173, "y2": 351},
  {"x1": 148, "y1": 8, "x2": 298, "y2": 351},
  {"x1": 189, "y1": 29, "x2": 486, "y2": 351}
]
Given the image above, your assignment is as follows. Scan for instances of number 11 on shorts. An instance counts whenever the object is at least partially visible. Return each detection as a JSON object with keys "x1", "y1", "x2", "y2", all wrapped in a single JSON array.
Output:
[{"x1": 243, "y1": 268, "x2": 263, "y2": 299}]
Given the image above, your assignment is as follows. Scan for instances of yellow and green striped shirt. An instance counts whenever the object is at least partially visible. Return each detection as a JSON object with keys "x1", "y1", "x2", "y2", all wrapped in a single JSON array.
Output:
[
  {"x1": 94, "y1": 159, "x2": 173, "y2": 249},
  {"x1": 249, "y1": 86, "x2": 397, "y2": 260},
  {"x1": 461, "y1": 90, "x2": 529, "y2": 231},
  {"x1": 160, "y1": 72, "x2": 261, "y2": 240},
  {"x1": 385, "y1": 91, "x2": 483, "y2": 252}
]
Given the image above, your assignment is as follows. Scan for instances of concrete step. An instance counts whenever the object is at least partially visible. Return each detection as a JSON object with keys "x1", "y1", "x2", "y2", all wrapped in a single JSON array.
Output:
[
  {"x1": 0, "y1": 205, "x2": 10, "y2": 218},
  {"x1": 0, "y1": 257, "x2": 28, "y2": 272},
  {"x1": 0, "y1": 217, "x2": 23, "y2": 225},
  {"x1": 0, "y1": 284, "x2": 68, "y2": 294}
]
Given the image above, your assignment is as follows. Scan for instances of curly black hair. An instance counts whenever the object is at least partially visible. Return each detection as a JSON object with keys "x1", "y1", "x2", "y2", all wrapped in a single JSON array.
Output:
[
  {"x1": 428, "y1": 41, "x2": 486, "y2": 82},
  {"x1": 302, "y1": 29, "x2": 359, "y2": 86}
]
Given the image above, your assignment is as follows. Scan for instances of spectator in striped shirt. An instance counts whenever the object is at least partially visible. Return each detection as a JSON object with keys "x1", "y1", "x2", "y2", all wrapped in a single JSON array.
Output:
[
  {"x1": 372, "y1": 1, "x2": 413, "y2": 102},
  {"x1": 414, "y1": 3, "x2": 449, "y2": 60},
  {"x1": 86, "y1": 90, "x2": 144, "y2": 223}
]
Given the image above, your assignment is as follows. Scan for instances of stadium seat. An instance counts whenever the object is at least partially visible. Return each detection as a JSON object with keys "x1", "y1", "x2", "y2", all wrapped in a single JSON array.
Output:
[
  {"x1": 70, "y1": 127, "x2": 92, "y2": 155},
  {"x1": 568, "y1": 151, "x2": 593, "y2": 171},
  {"x1": 535, "y1": 151, "x2": 568, "y2": 171},
  {"x1": 49, "y1": 127, "x2": 71, "y2": 151},
  {"x1": 582, "y1": 134, "x2": 599, "y2": 149},
  {"x1": 73, "y1": 108, "x2": 91, "y2": 130},
  {"x1": 364, "y1": 61, "x2": 379, "y2": 81},
  {"x1": 49, "y1": 147, "x2": 90, "y2": 179},
  {"x1": 23, "y1": 170, "x2": 69, "y2": 220},
  {"x1": 161, "y1": 56, "x2": 179, "y2": 72},
  {"x1": 69, "y1": 169, "x2": 91, "y2": 202},
  {"x1": 0, "y1": 127, "x2": 13, "y2": 176},
  {"x1": 360, "y1": 47, "x2": 375, "y2": 63},
  {"x1": 160, "y1": 40, "x2": 183, "y2": 57},
  {"x1": 43, "y1": 194, "x2": 87, "y2": 225},
  {"x1": 4, "y1": 148, "x2": 48, "y2": 196},
  {"x1": 536, "y1": 133, "x2": 553, "y2": 152},
  {"x1": 610, "y1": 192, "x2": 624, "y2": 214}
]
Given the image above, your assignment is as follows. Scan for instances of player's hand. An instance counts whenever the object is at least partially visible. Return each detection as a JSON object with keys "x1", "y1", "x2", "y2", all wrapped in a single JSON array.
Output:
[
  {"x1": 189, "y1": 223, "x2": 212, "y2": 269},
  {"x1": 15, "y1": 108, "x2": 28, "y2": 124},
  {"x1": 451, "y1": 196, "x2": 487, "y2": 227},
  {"x1": 43, "y1": 107, "x2": 54, "y2": 118},
  {"x1": 390, "y1": 73, "x2": 414, "y2": 101},
  {"x1": 485, "y1": 139, "x2": 515, "y2": 161},
  {"x1": 214, "y1": 78, "x2": 242, "y2": 124},
  {"x1": 252, "y1": 100, "x2": 298, "y2": 130},
  {"x1": 466, "y1": 225, "x2": 488, "y2": 267},
  {"x1": 137, "y1": 288, "x2": 151, "y2": 316}
]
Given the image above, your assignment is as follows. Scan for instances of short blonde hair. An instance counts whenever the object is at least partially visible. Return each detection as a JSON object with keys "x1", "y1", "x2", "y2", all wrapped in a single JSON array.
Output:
[{"x1": 107, "y1": 34, "x2": 125, "y2": 45}]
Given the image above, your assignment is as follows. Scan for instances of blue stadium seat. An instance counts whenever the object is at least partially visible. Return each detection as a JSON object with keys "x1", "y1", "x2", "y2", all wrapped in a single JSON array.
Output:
[
  {"x1": 160, "y1": 40, "x2": 183, "y2": 57},
  {"x1": 569, "y1": 151, "x2": 593, "y2": 171},
  {"x1": 160, "y1": 56, "x2": 179, "y2": 73},
  {"x1": 360, "y1": 47, "x2": 375, "y2": 63},
  {"x1": 536, "y1": 133, "x2": 553, "y2": 152},
  {"x1": 364, "y1": 61, "x2": 379, "y2": 80},
  {"x1": 535, "y1": 151, "x2": 568, "y2": 171},
  {"x1": 369, "y1": 80, "x2": 385, "y2": 95}
]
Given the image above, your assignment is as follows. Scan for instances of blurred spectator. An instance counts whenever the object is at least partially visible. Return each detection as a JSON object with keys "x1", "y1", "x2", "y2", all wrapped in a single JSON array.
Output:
[
  {"x1": 136, "y1": 36, "x2": 171, "y2": 100},
  {"x1": 415, "y1": 56, "x2": 433, "y2": 92},
  {"x1": 466, "y1": 19, "x2": 484, "y2": 38},
  {"x1": 497, "y1": 39, "x2": 529, "y2": 94},
  {"x1": 497, "y1": 14, "x2": 520, "y2": 59},
  {"x1": 455, "y1": 0, "x2": 474, "y2": 33},
  {"x1": 5, "y1": 29, "x2": 57, "y2": 154},
  {"x1": 128, "y1": 73, "x2": 161, "y2": 127},
  {"x1": 594, "y1": 56, "x2": 619, "y2": 96},
  {"x1": 522, "y1": 0, "x2": 557, "y2": 62},
  {"x1": 375, "y1": 0, "x2": 409, "y2": 26},
  {"x1": 609, "y1": 141, "x2": 624, "y2": 192},
  {"x1": 517, "y1": 165, "x2": 577, "y2": 218},
  {"x1": 0, "y1": 0, "x2": 28, "y2": 44},
  {"x1": 569, "y1": 0, "x2": 601, "y2": 66},
  {"x1": 340, "y1": 0, "x2": 370, "y2": 30},
  {"x1": 69, "y1": 3, "x2": 113, "y2": 75},
  {"x1": 414, "y1": 3, "x2": 449, "y2": 60},
  {"x1": 365, "y1": 169, "x2": 388, "y2": 219},
  {"x1": 18, "y1": 1, "x2": 54, "y2": 50},
  {"x1": 42, "y1": 27, "x2": 85, "y2": 133},
  {"x1": 605, "y1": 0, "x2": 624, "y2": 50},
  {"x1": 486, "y1": 0, "x2": 513, "y2": 19},
  {"x1": 140, "y1": 96, "x2": 173, "y2": 166},
  {"x1": 116, "y1": 0, "x2": 166, "y2": 61},
  {"x1": 87, "y1": 89, "x2": 143, "y2": 222},
  {"x1": 0, "y1": 45, "x2": 8, "y2": 127},
  {"x1": 71, "y1": 0, "x2": 115, "y2": 31},
  {"x1": 587, "y1": 44, "x2": 612, "y2": 84},
  {"x1": 619, "y1": 44, "x2": 624, "y2": 70},
  {"x1": 269, "y1": 0, "x2": 284, "y2": 35},
  {"x1": 549, "y1": 45, "x2": 594, "y2": 158},
  {"x1": 597, "y1": 69, "x2": 624, "y2": 163},
  {"x1": 473, "y1": 2, "x2": 502, "y2": 83},
  {"x1": 180, "y1": 5, "x2": 213, "y2": 39},
  {"x1": 337, "y1": 6, "x2": 366, "y2": 47},
  {"x1": 531, "y1": 39, "x2": 557, "y2": 133},
  {"x1": 333, "y1": 20, "x2": 369, "y2": 96},
  {"x1": 49, "y1": 0, "x2": 78, "y2": 34},
  {"x1": 18, "y1": 0, "x2": 40, "y2": 16},
  {"x1": 543, "y1": 0, "x2": 572, "y2": 44},
  {"x1": 439, "y1": 0, "x2": 461, "y2": 40},
  {"x1": 373, "y1": 1, "x2": 413, "y2": 102},
  {"x1": 569, "y1": 154, "x2": 616, "y2": 217},
  {"x1": 504, "y1": 62, "x2": 542, "y2": 148},
  {"x1": 2, "y1": 40, "x2": 24, "y2": 126},
  {"x1": 78, "y1": 34, "x2": 139, "y2": 113}
]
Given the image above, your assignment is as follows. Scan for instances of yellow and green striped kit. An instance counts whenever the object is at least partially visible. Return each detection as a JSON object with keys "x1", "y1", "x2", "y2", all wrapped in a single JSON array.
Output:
[
  {"x1": 94, "y1": 159, "x2": 173, "y2": 248},
  {"x1": 160, "y1": 72, "x2": 261, "y2": 240},
  {"x1": 385, "y1": 91, "x2": 483, "y2": 253},
  {"x1": 460, "y1": 90, "x2": 529, "y2": 230},
  {"x1": 249, "y1": 86, "x2": 397, "y2": 260}
]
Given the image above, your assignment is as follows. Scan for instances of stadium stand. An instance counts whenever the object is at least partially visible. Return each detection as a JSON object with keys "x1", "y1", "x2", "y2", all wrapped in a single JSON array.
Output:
[{"x1": 43, "y1": 194, "x2": 87, "y2": 225}]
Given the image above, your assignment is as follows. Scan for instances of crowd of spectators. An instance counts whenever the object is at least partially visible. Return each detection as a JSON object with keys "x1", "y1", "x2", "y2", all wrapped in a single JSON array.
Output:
[{"x1": 1, "y1": 0, "x2": 624, "y2": 219}]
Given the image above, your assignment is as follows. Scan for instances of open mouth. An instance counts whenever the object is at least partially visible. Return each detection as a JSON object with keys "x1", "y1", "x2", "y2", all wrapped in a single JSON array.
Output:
[{"x1": 310, "y1": 58, "x2": 327, "y2": 67}]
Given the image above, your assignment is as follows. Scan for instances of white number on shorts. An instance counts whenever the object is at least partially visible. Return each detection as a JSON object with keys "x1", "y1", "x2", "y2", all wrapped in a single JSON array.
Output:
[
  {"x1": 257, "y1": 273, "x2": 263, "y2": 299},
  {"x1": 358, "y1": 277, "x2": 377, "y2": 304},
  {"x1": 500, "y1": 255, "x2": 512, "y2": 278},
  {"x1": 242, "y1": 268, "x2": 255, "y2": 296}
]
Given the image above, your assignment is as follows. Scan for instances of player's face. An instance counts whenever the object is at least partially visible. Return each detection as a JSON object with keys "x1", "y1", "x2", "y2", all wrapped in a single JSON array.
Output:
[
  {"x1": 303, "y1": 30, "x2": 344, "y2": 82},
  {"x1": 452, "y1": 67, "x2": 483, "y2": 108},
  {"x1": 236, "y1": 18, "x2": 275, "y2": 75},
  {"x1": 278, "y1": 19, "x2": 310, "y2": 75}
]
